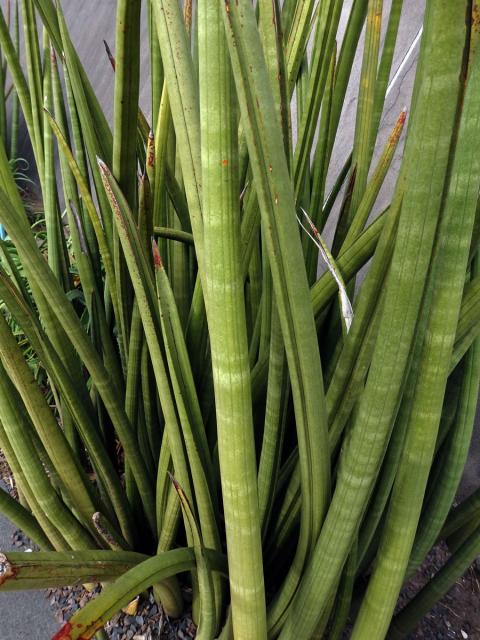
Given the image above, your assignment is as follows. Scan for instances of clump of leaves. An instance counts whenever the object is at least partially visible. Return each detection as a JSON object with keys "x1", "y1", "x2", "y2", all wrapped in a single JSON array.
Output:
[{"x1": 0, "y1": 1, "x2": 479, "y2": 640}]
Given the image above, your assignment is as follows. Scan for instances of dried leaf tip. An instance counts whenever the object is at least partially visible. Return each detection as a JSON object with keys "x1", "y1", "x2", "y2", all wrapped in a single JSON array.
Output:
[
  {"x1": 103, "y1": 40, "x2": 116, "y2": 71},
  {"x1": 122, "y1": 596, "x2": 140, "y2": 616},
  {"x1": 152, "y1": 238, "x2": 163, "y2": 269},
  {"x1": 297, "y1": 207, "x2": 354, "y2": 333},
  {"x1": 168, "y1": 472, "x2": 195, "y2": 516},
  {"x1": 167, "y1": 470, "x2": 180, "y2": 492},
  {"x1": 240, "y1": 181, "x2": 249, "y2": 201},
  {"x1": 96, "y1": 156, "x2": 108, "y2": 174}
]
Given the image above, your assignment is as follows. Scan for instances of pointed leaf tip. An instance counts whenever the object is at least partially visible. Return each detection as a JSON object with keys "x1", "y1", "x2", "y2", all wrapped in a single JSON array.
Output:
[
  {"x1": 167, "y1": 470, "x2": 179, "y2": 491},
  {"x1": 168, "y1": 472, "x2": 196, "y2": 520},
  {"x1": 103, "y1": 40, "x2": 116, "y2": 71},
  {"x1": 298, "y1": 208, "x2": 354, "y2": 333},
  {"x1": 388, "y1": 109, "x2": 408, "y2": 147},
  {"x1": 96, "y1": 157, "x2": 108, "y2": 173}
]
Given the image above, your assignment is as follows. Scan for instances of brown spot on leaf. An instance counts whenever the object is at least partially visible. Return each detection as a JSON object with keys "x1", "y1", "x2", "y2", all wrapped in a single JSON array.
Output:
[
  {"x1": 473, "y1": 3, "x2": 480, "y2": 32},
  {"x1": 0, "y1": 553, "x2": 16, "y2": 586},
  {"x1": 388, "y1": 108, "x2": 407, "y2": 146},
  {"x1": 147, "y1": 131, "x2": 155, "y2": 168}
]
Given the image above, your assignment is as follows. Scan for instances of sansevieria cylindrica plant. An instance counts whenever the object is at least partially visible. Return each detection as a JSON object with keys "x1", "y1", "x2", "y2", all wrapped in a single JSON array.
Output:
[{"x1": 0, "y1": 0, "x2": 479, "y2": 639}]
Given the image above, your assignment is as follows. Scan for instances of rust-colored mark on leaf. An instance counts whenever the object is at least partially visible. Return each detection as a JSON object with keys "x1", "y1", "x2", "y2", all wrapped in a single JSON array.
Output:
[
  {"x1": 221, "y1": 158, "x2": 229, "y2": 167},
  {"x1": 147, "y1": 131, "x2": 155, "y2": 168},
  {"x1": 269, "y1": 164, "x2": 273, "y2": 173},
  {"x1": 54, "y1": 619, "x2": 96, "y2": 640},
  {"x1": 98, "y1": 164, "x2": 116, "y2": 210},
  {"x1": 183, "y1": 0, "x2": 193, "y2": 32},
  {"x1": 51, "y1": 622, "x2": 72, "y2": 640},
  {"x1": 97, "y1": 160, "x2": 115, "y2": 204},
  {"x1": 388, "y1": 108, "x2": 407, "y2": 146},
  {"x1": 0, "y1": 553, "x2": 16, "y2": 586},
  {"x1": 152, "y1": 238, "x2": 163, "y2": 269},
  {"x1": 97, "y1": 159, "x2": 128, "y2": 235},
  {"x1": 473, "y1": 3, "x2": 480, "y2": 32}
]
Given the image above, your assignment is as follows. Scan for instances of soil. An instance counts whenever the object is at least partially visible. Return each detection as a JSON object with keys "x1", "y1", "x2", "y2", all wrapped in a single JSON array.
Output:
[{"x1": 397, "y1": 543, "x2": 480, "y2": 640}]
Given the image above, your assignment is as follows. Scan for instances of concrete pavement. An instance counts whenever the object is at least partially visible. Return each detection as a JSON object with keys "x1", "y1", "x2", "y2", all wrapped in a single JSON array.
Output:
[{"x1": 0, "y1": 482, "x2": 58, "y2": 639}]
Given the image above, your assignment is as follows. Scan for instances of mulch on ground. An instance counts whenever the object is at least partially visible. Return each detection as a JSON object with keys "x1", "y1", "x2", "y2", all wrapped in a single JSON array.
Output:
[{"x1": 46, "y1": 584, "x2": 196, "y2": 640}]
